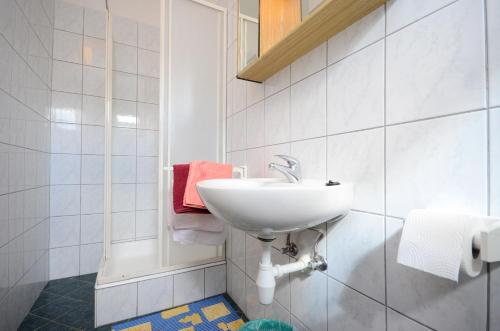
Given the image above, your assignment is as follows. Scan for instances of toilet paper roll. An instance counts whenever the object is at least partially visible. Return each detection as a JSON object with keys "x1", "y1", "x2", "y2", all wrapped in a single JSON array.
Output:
[{"x1": 397, "y1": 209, "x2": 486, "y2": 281}]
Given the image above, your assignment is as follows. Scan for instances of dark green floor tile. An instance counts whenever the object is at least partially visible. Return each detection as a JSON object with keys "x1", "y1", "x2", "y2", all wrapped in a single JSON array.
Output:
[
  {"x1": 55, "y1": 303, "x2": 95, "y2": 330},
  {"x1": 31, "y1": 296, "x2": 81, "y2": 320},
  {"x1": 65, "y1": 282, "x2": 94, "y2": 303},
  {"x1": 18, "y1": 314, "x2": 51, "y2": 330},
  {"x1": 36, "y1": 321, "x2": 79, "y2": 330},
  {"x1": 44, "y1": 278, "x2": 84, "y2": 296},
  {"x1": 78, "y1": 273, "x2": 97, "y2": 284},
  {"x1": 30, "y1": 291, "x2": 61, "y2": 311}
]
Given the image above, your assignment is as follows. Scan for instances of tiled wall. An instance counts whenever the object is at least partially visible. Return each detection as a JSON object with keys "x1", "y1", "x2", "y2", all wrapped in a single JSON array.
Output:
[
  {"x1": 49, "y1": 0, "x2": 160, "y2": 280},
  {"x1": 49, "y1": 0, "x2": 107, "y2": 280},
  {"x1": 110, "y1": 15, "x2": 160, "y2": 246},
  {"x1": 0, "y1": 0, "x2": 54, "y2": 328},
  {"x1": 95, "y1": 264, "x2": 226, "y2": 326},
  {"x1": 225, "y1": 0, "x2": 500, "y2": 330}
]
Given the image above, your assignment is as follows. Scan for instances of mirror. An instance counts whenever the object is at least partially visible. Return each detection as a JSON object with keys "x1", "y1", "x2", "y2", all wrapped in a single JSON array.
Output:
[{"x1": 238, "y1": 0, "x2": 259, "y2": 70}]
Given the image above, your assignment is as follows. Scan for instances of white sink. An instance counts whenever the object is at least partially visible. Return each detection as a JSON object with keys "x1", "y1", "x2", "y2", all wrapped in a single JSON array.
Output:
[{"x1": 197, "y1": 178, "x2": 353, "y2": 236}]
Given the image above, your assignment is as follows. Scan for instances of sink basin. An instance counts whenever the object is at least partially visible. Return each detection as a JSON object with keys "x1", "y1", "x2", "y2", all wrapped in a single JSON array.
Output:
[{"x1": 197, "y1": 178, "x2": 353, "y2": 236}]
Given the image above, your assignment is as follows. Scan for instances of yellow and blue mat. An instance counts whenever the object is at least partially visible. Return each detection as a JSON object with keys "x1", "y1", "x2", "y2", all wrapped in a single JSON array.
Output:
[{"x1": 112, "y1": 295, "x2": 246, "y2": 331}]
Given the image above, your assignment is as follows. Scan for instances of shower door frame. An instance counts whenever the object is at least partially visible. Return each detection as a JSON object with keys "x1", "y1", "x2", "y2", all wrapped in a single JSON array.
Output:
[{"x1": 159, "y1": 0, "x2": 228, "y2": 267}]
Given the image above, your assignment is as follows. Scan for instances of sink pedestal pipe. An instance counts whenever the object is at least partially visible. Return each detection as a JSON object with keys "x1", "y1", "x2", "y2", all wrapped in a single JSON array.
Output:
[{"x1": 256, "y1": 231, "x2": 327, "y2": 305}]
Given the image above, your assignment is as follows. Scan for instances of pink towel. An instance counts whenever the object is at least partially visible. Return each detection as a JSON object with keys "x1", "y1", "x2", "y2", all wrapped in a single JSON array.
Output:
[{"x1": 183, "y1": 161, "x2": 233, "y2": 209}]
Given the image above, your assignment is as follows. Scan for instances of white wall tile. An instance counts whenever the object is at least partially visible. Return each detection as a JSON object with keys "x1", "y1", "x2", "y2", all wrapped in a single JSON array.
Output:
[
  {"x1": 81, "y1": 184, "x2": 103, "y2": 214},
  {"x1": 112, "y1": 99, "x2": 137, "y2": 128},
  {"x1": 137, "y1": 156, "x2": 158, "y2": 183},
  {"x1": 137, "y1": 130, "x2": 158, "y2": 156},
  {"x1": 291, "y1": 42, "x2": 327, "y2": 84},
  {"x1": 246, "y1": 81, "x2": 265, "y2": 107},
  {"x1": 82, "y1": 125, "x2": 104, "y2": 155},
  {"x1": 205, "y1": 265, "x2": 226, "y2": 297},
  {"x1": 111, "y1": 156, "x2": 137, "y2": 184},
  {"x1": 327, "y1": 40, "x2": 384, "y2": 134},
  {"x1": 138, "y1": 49, "x2": 159, "y2": 78},
  {"x1": 79, "y1": 242, "x2": 102, "y2": 274},
  {"x1": 138, "y1": 276, "x2": 173, "y2": 315},
  {"x1": 387, "y1": 309, "x2": 432, "y2": 331},
  {"x1": 50, "y1": 154, "x2": 80, "y2": 185},
  {"x1": 386, "y1": 217, "x2": 487, "y2": 331},
  {"x1": 84, "y1": 8, "x2": 106, "y2": 39},
  {"x1": 50, "y1": 185, "x2": 80, "y2": 216},
  {"x1": 491, "y1": 108, "x2": 500, "y2": 216},
  {"x1": 81, "y1": 155, "x2": 104, "y2": 184},
  {"x1": 489, "y1": 0, "x2": 500, "y2": 107},
  {"x1": 245, "y1": 276, "x2": 266, "y2": 320},
  {"x1": 113, "y1": 71, "x2": 137, "y2": 101},
  {"x1": 265, "y1": 88, "x2": 290, "y2": 145},
  {"x1": 231, "y1": 110, "x2": 246, "y2": 151},
  {"x1": 173, "y1": 270, "x2": 204, "y2": 306},
  {"x1": 290, "y1": 137, "x2": 326, "y2": 180},
  {"x1": 328, "y1": 277, "x2": 386, "y2": 331},
  {"x1": 246, "y1": 101, "x2": 265, "y2": 148},
  {"x1": 138, "y1": 23, "x2": 159, "y2": 52},
  {"x1": 231, "y1": 227, "x2": 246, "y2": 271},
  {"x1": 328, "y1": 128, "x2": 384, "y2": 214},
  {"x1": 95, "y1": 283, "x2": 137, "y2": 326},
  {"x1": 82, "y1": 95, "x2": 104, "y2": 126},
  {"x1": 327, "y1": 211, "x2": 385, "y2": 302},
  {"x1": 50, "y1": 215, "x2": 80, "y2": 248},
  {"x1": 112, "y1": 183, "x2": 136, "y2": 212},
  {"x1": 137, "y1": 76, "x2": 159, "y2": 104},
  {"x1": 229, "y1": 261, "x2": 246, "y2": 312},
  {"x1": 246, "y1": 148, "x2": 266, "y2": 177},
  {"x1": 386, "y1": 0, "x2": 456, "y2": 34},
  {"x1": 53, "y1": 29, "x2": 82, "y2": 64},
  {"x1": 291, "y1": 70, "x2": 326, "y2": 140},
  {"x1": 232, "y1": 79, "x2": 246, "y2": 114},
  {"x1": 386, "y1": 111, "x2": 487, "y2": 218},
  {"x1": 327, "y1": 6, "x2": 385, "y2": 65},
  {"x1": 83, "y1": 66, "x2": 105, "y2": 97},
  {"x1": 136, "y1": 183, "x2": 157, "y2": 210},
  {"x1": 49, "y1": 246, "x2": 79, "y2": 279},
  {"x1": 112, "y1": 127, "x2": 136, "y2": 156},
  {"x1": 81, "y1": 213, "x2": 103, "y2": 244},
  {"x1": 51, "y1": 91, "x2": 82, "y2": 124},
  {"x1": 135, "y1": 210, "x2": 157, "y2": 238},
  {"x1": 83, "y1": 36, "x2": 105, "y2": 68},
  {"x1": 137, "y1": 103, "x2": 159, "y2": 130},
  {"x1": 52, "y1": 60, "x2": 82, "y2": 93},
  {"x1": 112, "y1": 16, "x2": 137, "y2": 47},
  {"x1": 265, "y1": 66, "x2": 290, "y2": 97},
  {"x1": 291, "y1": 271, "x2": 327, "y2": 331},
  {"x1": 111, "y1": 211, "x2": 135, "y2": 241},
  {"x1": 54, "y1": 0, "x2": 83, "y2": 34},
  {"x1": 386, "y1": 0, "x2": 486, "y2": 124},
  {"x1": 113, "y1": 42, "x2": 138, "y2": 74}
]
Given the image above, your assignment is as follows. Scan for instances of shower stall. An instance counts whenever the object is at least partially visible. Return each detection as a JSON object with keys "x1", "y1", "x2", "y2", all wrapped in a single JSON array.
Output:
[{"x1": 94, "y1": 0, "x2": 228, "y2": 325}]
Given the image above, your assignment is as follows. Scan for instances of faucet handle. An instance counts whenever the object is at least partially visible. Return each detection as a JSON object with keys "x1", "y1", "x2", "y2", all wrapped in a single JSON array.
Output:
[{"x1": 275, "y1": 155, "x2": 299, "y2": 167}]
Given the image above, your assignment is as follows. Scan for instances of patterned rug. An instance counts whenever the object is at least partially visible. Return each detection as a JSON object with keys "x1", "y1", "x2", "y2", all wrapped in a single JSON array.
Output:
[{"x1": 112, "y1": 295, "x2": 245, "y2": 331}]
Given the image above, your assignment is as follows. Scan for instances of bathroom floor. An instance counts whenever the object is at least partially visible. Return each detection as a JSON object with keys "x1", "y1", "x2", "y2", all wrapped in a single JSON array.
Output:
[
  {"x1": 18, "y1": 273, "x2": 109, "y2": 330},
  {"x1": 19, "y1": 274, "x2": 246, "y2": 330}
]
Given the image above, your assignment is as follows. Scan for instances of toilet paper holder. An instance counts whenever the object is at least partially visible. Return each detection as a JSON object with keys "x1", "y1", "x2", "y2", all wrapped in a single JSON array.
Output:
[{"x1": 472, "y1": 221, "x2": 500, "y2": 262}]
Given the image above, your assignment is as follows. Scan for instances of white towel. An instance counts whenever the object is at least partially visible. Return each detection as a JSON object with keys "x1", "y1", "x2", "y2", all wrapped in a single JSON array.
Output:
[
  {"x1": 171, "y1": 214, "x2": 224, "y2": 232},
  {"x1": 173, "y1": 226, "x2": 227, "y2": 245}
]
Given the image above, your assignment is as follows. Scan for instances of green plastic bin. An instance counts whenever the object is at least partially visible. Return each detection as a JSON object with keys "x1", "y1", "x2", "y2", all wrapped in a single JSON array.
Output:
[{"x1": 238, "y1": 319, "x2": 293, "y2": 331}]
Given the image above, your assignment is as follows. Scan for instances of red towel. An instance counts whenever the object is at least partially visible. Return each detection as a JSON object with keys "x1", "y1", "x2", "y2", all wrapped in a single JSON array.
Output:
[{"x1": 173, "y1": 164, "x2": 210, "y2": 214}]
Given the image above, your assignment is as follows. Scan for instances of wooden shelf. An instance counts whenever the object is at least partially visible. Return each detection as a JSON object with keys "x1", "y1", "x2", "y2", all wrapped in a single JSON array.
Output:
[{"x1": 237, "y1": 0, "x2": 385, "y2": 83}]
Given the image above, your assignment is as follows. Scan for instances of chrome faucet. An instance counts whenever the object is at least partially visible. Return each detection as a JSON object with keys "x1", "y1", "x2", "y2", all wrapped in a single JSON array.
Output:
[{"x1": 268, "y1": 155, "x2": 301, "y2": 183}]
